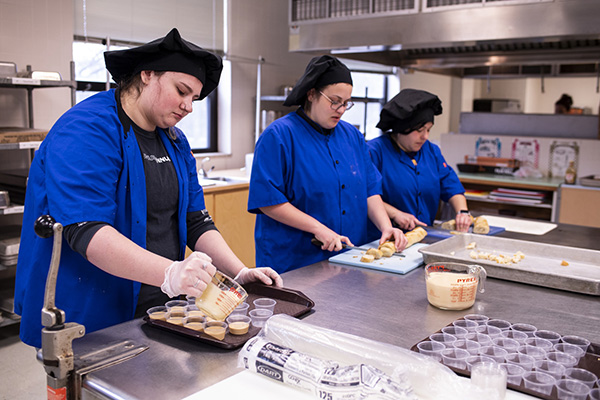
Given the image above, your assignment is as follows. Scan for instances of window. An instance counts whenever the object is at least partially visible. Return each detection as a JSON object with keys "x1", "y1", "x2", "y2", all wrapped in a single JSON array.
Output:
[
  {"x1": 72, "y1": 39, "x2": 218, "y2": 152},
  {"x1": 343, "y1": 71, "x2": 399, "y2": 140}
]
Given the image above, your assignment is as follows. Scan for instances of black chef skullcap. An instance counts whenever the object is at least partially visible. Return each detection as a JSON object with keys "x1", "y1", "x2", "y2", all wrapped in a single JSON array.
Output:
[
  {"x1": 376, "y1": 89, "x2": 442, "y2": 134},
  {"x1": 283, "y1": 55, "x2": 353, "y2": 106},
  {"x1": 104, "y1": 28, "x2": 223, "y2": 100}
]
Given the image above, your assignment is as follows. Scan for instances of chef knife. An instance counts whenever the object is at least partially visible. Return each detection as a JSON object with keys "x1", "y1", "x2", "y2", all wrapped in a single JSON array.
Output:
[{"x1": 310, "y1": 237, "x2": 406, "y2": 257}]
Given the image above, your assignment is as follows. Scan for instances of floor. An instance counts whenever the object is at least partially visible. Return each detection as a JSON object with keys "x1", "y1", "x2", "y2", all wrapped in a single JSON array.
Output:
[{"x1": 0, "y1": 323, "x2": 47, "y2": 400}]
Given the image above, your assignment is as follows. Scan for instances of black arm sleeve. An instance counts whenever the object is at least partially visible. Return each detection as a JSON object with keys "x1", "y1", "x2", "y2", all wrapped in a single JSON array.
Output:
[
  {"x1": 63, "y1": 221, "x2": 109, "y2": 259},
  {"x1": 187, "y1": 209, "x2": 218, "y2": 250}
]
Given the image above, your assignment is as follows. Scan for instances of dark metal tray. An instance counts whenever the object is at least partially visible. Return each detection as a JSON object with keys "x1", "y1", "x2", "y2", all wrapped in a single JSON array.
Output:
[
  {"x1": 410, "y1": 318, "x2": 600, "y2": 400},
  {"x1": 144, "y1": 283, "x2": 314, "y2": 350}
]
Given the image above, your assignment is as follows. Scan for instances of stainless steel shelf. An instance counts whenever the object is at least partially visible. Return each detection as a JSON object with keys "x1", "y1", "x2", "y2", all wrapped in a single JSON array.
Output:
[
  {"x1": 0, "y1": 205, "x2": 25, "y2": 215},
  {"x1": 0, "y1": 141, "x2": 41, "y2": 150},
  {"x1": 465, "y1": 195, "x2": 553, "y2": 209}
]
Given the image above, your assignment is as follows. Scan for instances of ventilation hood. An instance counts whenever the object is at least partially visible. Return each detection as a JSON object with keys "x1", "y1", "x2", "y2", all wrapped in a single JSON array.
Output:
[{"x1": 289, "y1": 0, "x2": 600, "y2": 78}]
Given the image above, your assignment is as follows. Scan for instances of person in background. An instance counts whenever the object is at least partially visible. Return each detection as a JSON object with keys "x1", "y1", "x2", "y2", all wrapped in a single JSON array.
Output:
[
  {"x1": 14, "y1": 28, "x2": 281, "y2": 349},
  {"x1": 367, "y1": 89, "x2": 471, "y2": 233},
  {"x1": 248, "y1": 55, "x2": 406, "y2": 274},
  {"x1": 555, "y1": 94, "x2": 574, "y2": 114}
]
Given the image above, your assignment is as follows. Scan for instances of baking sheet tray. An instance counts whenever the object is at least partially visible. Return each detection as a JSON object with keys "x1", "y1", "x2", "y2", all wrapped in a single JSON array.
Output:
[
  {"x1": 410, "y1": 318, "x2": 600, "y2": 400},
  {"x1": 418, "y1": 234, "x2": 600, "y2": 296},
  {"x1": 144, "y1": 283, "x2": 314, "y2": 350},
  {"x1": 580, "y1": 175, "x2": 600, "y2": 188},
  {"x1": 328, "y1": 241, "x2": 428, "y2": 274}
]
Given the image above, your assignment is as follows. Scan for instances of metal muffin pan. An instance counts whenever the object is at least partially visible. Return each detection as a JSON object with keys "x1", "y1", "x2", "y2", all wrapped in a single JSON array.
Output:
[{"x1": 418, "y1": 234, "x2": 600, "y2": 296}]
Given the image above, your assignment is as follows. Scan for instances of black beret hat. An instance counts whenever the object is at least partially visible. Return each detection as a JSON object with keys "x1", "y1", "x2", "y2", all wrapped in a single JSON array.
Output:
[
  {"x1": 283, "y1": 55, "x2": 353, "y2": 106},
  {"x1": 376, "y1": 89, "x2": 442, "y2": 134},
  {"x1": 104, "y1": 28, "x2": 223, "y2": 100}
]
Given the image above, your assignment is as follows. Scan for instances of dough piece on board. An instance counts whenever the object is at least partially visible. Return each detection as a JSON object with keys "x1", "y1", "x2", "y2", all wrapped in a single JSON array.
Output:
[
  {"x1": 473, "y1": 216, "x2": 490, "y2": 234},
  {"x1": 404, "y1": 226, "x2": 428, "y2": 248},
  {"x1": 366, "y1": 248, "x2": 383, "y2": 259},
  {"x1": 441, "y1": 219, "x2": 456, "y2": 231},
  {"x1": 360, "y1": 254, "x2": 375, "y2": 263}
]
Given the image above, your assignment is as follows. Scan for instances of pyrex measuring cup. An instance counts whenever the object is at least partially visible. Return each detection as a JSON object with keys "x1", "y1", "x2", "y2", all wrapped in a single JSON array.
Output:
[
  {"x1": 195, "y1": 271, "x2": 248, "y2": 320},
  {"x1": 424, "y1": 262, "x2": 486, "y2": 310}
]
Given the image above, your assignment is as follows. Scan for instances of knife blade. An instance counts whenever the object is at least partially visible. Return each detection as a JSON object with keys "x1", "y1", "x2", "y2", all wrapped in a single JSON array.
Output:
[{"x1": 310, "y1": 237, "x2": 406, "y2": 257}]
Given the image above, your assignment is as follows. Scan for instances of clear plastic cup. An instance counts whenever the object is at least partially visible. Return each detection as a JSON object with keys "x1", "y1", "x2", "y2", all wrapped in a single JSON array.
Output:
[
  {"x1": 475, "y1": 325, "x2": 503, "y2": 339},
  {"x1": 517, "y1": 344, "x2": 547, "y2": 361},
  {"x1": 417, "y1": 341, "x2": 446, "y2": 361},
  {"x1": 166, "y1": 315, "x2": 185, "y2": 326},
  {"x1": 501, "y1": 329, "x2": 528, "y2": 344},
  {"x1": 195, "y1": 271, "x2": 248, "y2": 321},
  {"x1": 505, "y1": 353, "x2": 536, "y2": 371},
  {"x1": 452, "y1": 319, "x2": 479, "y2": 332},
  {"x1": 561, "y1": 335, "x2": 591, "y2": 353},
  {"x1": 466, "y1": 355, "x2": 496, "y2": 372},
  {"x1": 564, "y1": 367, "x2": 598, "y2": 388},
  {"x1": 486, "y1": 319, "x2": 511, "y2": 331},
  {"x1": 524, "y1": 337, "x2": 554, "y2": 352},
  {"x1": 471, "y1": 361, "x2": 507, "y2": 399},
  {"x1": 165, "y1": 300, "x2": 188, "y2": 318},
  {"x1": 429, "y1": 332, "x2": 458, "y2": 348},
  {"x1": 534, "y1": 359, "x2": 565, "y2": 380},
  {"x1": 185, "y1": 294, "x2": 196, "y2": 304},
  {"x1": 226, "y1": 314, "x2": 251, "y2": 335},
  {"x1": 464, "y1": 314, "x2": 489, "y2": 326},
  {"x1": 492, "y1": 337, "x2": 520, "y2": 353},
  {"x1": 184, "y1": 304, "x2": 206, "y2": 322},
  {"x1": 147, "y1": 305, "x2": 169, "y2": 321},
  {"x1": 204, "y1": 321, "x2": 228, "y2": 340},
  {"x1": 554, "y1": 343, "x2": 585, "y2": 360},
  {"x1": 499, "y1": 362, "x2": 526, "y2": 386},
  {"x1": 511, "y1": 323, "x2": 537, "y2": 337},
  {"x1": 441, "y1": 348, "x2": 470, "y2": 369},
  {"x1": 533, "y1": 329, "x2": 561, "y2": 345},
  {"x1": 546, "y1": 351, "x2": 578, "y2": 369},
  {"x1": 442, "y1": 325, "x2": 468, "y2": 339},
  {"x1": 453, "y1": 338, "x2": 481, "y2": 355},
  {"x1": 479, "y1": 345, "x2": 508, "y2": 363},
  {"x1": 249, "y1": 308, "x2": 273, "y2": 328},
  {"x1": 465, "y1": 332, "x2": 493, "y2": 347},
  {"x1": 230, "y1": 302, "x2": 250, "y2": 316},
  {"x1": 589, "y1": 388, "x2": 600, "y2": 400},
  {"x1": 183, "y1": 319, "x2": 205, "y2": 332},
  {"x1": 522, "y1": 370, "x2": 556, "y2": 395},
  {"x1": 253, "y1": 297, "x2": 277, "y2": 313},
  {"x1": 555, "y1": 378, "x2": 592, "y2": 400}
]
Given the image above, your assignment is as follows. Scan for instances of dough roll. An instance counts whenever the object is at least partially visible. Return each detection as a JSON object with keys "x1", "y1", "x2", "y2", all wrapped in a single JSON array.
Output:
[{"x1": 404, "y1": 227, "x2": 427, "y2": 248}]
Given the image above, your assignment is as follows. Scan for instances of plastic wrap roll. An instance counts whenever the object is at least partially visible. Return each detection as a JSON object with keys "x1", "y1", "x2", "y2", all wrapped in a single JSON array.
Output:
[
  {"x1": 238, "y1": 315, "x2": 500, "y2": 400},
  {"x1": 238, "y1": 337, "x2": 416, "y2": 400}
]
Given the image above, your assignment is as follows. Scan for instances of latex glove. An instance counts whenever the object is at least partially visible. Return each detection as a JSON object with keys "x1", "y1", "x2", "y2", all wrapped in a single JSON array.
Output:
[
  {"x1": 234, "y1": 267, "x2": 283, "y2": 287},
  {"x1": 160, "y1": 252, "x2": 216, "y2": 298}
]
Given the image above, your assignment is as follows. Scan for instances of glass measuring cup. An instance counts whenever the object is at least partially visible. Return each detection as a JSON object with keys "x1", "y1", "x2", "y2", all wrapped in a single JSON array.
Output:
[
  {"x1": 424, "y1": 262, "x2": 487, "y2": 310},
  {"x1": 195, "y1": 271, "x2": 248, "y2": 320}
]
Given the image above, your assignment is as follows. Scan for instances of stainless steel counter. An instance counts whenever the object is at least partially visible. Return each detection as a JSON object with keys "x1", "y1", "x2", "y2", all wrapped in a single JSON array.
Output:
[{"x1": 78, "y1": 223, "x2": 600, "y2": 399}]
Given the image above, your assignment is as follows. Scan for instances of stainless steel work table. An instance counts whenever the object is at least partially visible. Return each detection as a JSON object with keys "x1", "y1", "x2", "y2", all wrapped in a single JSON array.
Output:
[{"x1": 77, "y1": 223, "x2": 600, "y2": 399}]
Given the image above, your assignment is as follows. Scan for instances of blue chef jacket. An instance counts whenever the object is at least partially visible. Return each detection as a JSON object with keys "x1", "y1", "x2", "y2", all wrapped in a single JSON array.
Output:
[
  {"x1": 248, "y1": 111, "x2": 382, "y2": 274},
  {"x1": 367, "y1": 134, "x2": 464, "y2": 227},
  {"x1": 14, "y1": 89, "x2": 207, "y2": 348}
]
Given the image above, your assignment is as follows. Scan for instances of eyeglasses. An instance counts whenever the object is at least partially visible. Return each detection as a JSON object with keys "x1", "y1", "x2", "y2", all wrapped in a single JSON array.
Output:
[{"x1": 319, "y1": 91, "x2": 354, "y2": 111}]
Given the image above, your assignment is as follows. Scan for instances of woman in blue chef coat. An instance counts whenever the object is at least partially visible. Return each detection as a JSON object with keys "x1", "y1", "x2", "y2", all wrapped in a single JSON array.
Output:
[
  {"x1": 367, "y1": 89, "x2": 471, "y2": 233},
  {"x1": 14, "y1": 29, "x2": 281, "y2": 349},
  {"x1": 248, "y1": 55, "x2": 406, "y2": 274}
]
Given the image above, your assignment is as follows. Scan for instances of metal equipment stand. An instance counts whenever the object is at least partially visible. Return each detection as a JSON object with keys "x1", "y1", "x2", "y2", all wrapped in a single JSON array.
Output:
[{"x1": 35, "y1": 215, "x2": 148, "y2": 400}]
